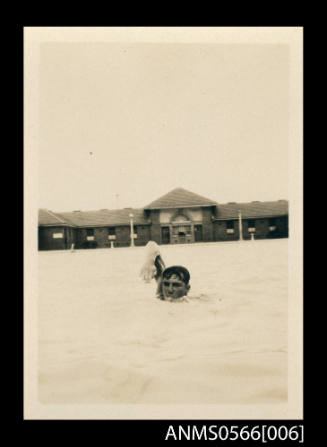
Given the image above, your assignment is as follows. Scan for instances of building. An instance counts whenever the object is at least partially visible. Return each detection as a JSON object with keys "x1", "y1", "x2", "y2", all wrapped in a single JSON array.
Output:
[
  {"x1": 38, "y1": 188, "x2": 288, "y2": 251},
  {"x1": 38, "y1": 209, "x2": 76, "y2": 251}
]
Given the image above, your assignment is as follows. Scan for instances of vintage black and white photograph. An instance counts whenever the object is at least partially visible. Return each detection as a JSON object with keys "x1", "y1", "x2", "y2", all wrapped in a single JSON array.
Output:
[{"x1": 24, "y1": 27, "x2": 303, "y2": 419}]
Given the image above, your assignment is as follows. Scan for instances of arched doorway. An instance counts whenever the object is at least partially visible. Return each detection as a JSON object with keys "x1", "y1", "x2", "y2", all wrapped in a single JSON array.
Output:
[{"x1": 170, "y1": 213, "x2": 193, "y2": 244}]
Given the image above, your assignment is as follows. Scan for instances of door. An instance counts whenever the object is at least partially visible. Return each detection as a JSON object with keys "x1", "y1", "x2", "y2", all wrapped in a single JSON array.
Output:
[
  {"x1": 194, "y1": 225, "x2": 203, "y2": 242},
  {"x1": 178, "y1": 230, "x2": 186, "y2": 243},
  {"x1": 172, "y1": 225, "x2": 192, "y2": 243},
  {"x1": 161, "y1": 226, "x2": 170, "y2": 244}
]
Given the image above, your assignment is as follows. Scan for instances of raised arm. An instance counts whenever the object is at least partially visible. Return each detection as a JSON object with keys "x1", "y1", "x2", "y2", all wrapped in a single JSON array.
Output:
[{"x1": 140, "y1": 241, "x2": 166, "y2": 298}]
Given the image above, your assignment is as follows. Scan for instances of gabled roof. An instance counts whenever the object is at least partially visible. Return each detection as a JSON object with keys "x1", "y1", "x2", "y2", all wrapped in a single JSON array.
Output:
[
  {"x1": 38, "y1": 209, "x2": 70, "y2": 226},
  {"x1": 144, "y1": 187, "x2": 217, "y2": 210},
  {"x1": 54, "y1": 208, "x2": 150, "y2": 227},
  {"x1": 215, "y1": 200, "x2": 288, "y2": 219}
]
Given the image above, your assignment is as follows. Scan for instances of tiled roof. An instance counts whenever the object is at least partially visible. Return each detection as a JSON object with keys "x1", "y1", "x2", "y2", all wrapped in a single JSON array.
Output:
[
  {"x1": 38, "y1": 209, "x2": 69, "y2": 226},
  {"x1": 39, "y1": 194, "x2": 288, "y2": 228},
  {"x1": 215, "y1": 200, "x2": 288, "y2": 219},
  {"x1": 144, "y1": 187, "x2": 217, "y2": 209},
  {"x1": 54, "y1": 208, "x2": 150, "y2": 227}
]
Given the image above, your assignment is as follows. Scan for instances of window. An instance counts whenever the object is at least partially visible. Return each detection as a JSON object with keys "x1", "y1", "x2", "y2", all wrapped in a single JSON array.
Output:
[
  {"x1": 52, "y1": 233, "x2": 63, "y2": 239},
  {"x1": 226, "y1": 220, "x2": 234, "y2": 234},
  {"x1": 172, "y1": 214, "x2": 190, "y2": 224},
  {"x1": 108, "y1": 227, "x2": 116, "y2": 240},
  {"x1": 248, "y1": 220, "x2": 256, "y2": 233},
  {"x1": 86, "y1": 228, "x2": 94, "y2": 241},
  {"x1": 268, "y1": 218, "x2": 277, "y2": 231}
]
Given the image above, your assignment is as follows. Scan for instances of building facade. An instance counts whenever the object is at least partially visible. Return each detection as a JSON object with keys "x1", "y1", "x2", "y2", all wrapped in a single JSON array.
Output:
[{"x1": 38, "y1": 188, "x2": 289, "y2": 251}]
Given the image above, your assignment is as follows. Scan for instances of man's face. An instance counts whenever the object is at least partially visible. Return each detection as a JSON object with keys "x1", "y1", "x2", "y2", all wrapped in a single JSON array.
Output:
[{"x1": 162, "y1": 274, "x2": 190, "y2": 300}]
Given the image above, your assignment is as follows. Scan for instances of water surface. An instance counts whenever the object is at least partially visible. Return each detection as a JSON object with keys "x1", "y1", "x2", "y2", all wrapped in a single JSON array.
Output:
[{"x1": 38, "y1": 239, "x2": 288, "y2": 404}]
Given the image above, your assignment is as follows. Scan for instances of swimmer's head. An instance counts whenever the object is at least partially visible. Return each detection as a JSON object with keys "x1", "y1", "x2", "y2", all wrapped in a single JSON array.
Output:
[{"x1": 162, "y1": 266, "x2": 190, "y2": 300}]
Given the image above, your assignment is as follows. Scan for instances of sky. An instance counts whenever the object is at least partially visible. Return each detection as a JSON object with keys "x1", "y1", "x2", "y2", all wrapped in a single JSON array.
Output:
[{"x1": 38, "y1": 41, "x2": 289, "y2": 212}]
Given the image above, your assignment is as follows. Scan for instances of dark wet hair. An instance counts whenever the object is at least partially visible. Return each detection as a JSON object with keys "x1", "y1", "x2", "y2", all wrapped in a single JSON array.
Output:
[{"x1": 162, "y1": 266, "x2": 190, "y2": 284}]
